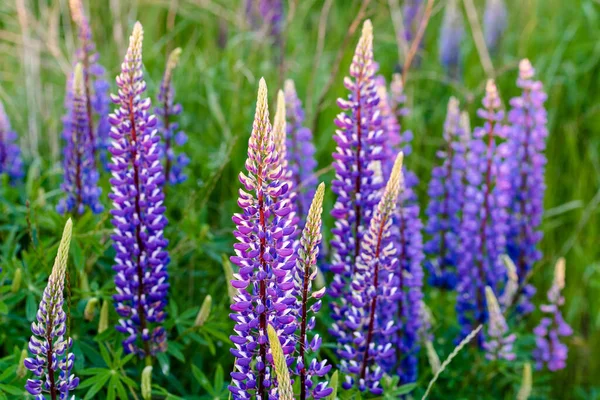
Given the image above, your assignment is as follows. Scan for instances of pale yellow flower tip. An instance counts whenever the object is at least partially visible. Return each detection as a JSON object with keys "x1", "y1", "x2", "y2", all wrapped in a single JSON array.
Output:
[
  {"x1": 255, "y1": 77, "x2": 269, "y2": 123},
  {"x1": 517, "y1": 363, "x2": 532, "y2": 400},
  {"x1": 283, "y1": 79, "x2": 295, "y2": 96},
  {"x1": 519, "y1": 58, "x2": 534, "y2": 80},
  {"x1": 141, "y1": 365, "x2": 153, "y2": 400},
  {"x1": 362, "y1": 19, "x2": 373, "y2": 40},
  {"x1": 554, "y1": 257, "x2": 566, "y2": 290},
  {"x1": 389, "y1": 151, "x2": 404, "y2": 185},
  {"x1": 68, "y1": 0, "x2": 84, "y2": 26},
  {"x1": 273, "y1": 89, "x2": 287, "y2": 158},
  {"x1": 267, "y1": 324, "x2": 293, "y2": 400},
  {"x1": 73, "y1": 63, "x2": 84, "y2": 97},
  {"x1": 168, "y1": 47, "x2": 183, "y2": 69},
  {"x1": 194, "y1": 294, "x2": 212, "y2": 327}
]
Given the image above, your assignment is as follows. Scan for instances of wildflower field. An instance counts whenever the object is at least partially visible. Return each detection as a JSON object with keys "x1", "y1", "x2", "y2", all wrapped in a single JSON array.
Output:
[{"x1": 0, "y1": 0, "x2": 598, "y2": 399}]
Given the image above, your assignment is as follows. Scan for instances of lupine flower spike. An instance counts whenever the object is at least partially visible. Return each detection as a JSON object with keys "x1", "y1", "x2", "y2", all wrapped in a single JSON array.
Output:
[
  {"x1": 338, "y1": 153, "x2": 404, "y2": 394},
  {"x1": 228, "y1": 78, "x2": 297, "y2": 399},
  {"x1": 533, "y1": 258, "x2": 572, "y2": 371},
  {"x1": 295, "y1": 183, "x2": 332, "y2": 399},
  {"x1": 0, "y1": 100, "x2": 24, "y2": 182},
  {"x1": 483, "y1": 286, "x2": 516, "y2": 361},
  {"x1": 506, "y1": 59, "x2": 548, "y2": 314},
  {"x1": 499, "y1": 255, "x2": 519, "y2": 309},
  {"x1": 108, "y1": 22, "x2": 170, "y2": 358},
  {"x1": 24, "y1": 219, "x2": 79, "y2": 400},
  {"x1": 156, "y1": 47, "x2": 189, "y2": 185},
  {"x1": 267, "y1": 324, "x2": 294, "y2": 400},
  {"x1": 284, "y1": 79, "x2": 317, "y2": 223},
  {"x1": 483, "y1": 0, "x2": 508, "y2": 53},
  {"x1": 329, "y1": 19, "x2": 384, "y2": 352},
  {"x1": 424, "y1": 97, "x2": 468, "y2": 289},
  {"x1": 57, "y1": 63, "x2": 103, "y2": 215},
  {"x1": 456, "y1": 80, "x2": 510, "y2": 343},
  {"x1": 69, "y1": 0, "x2": 110, "y2": 165},
  {"x1": 439, "y1": 0, "x2": 464, "y2": 77}
]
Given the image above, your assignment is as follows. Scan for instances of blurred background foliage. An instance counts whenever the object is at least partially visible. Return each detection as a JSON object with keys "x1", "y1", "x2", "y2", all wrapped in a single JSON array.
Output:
[{"x1": 0, "y1": 0, "x2": 598, "y2": 398}]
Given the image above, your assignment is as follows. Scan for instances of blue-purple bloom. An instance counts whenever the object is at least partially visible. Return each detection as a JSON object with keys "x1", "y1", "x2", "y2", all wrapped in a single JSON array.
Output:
[
  {"x1": 284, "y1": 79, "x2": 317, "y2": 224},
  {"x1": 483, "y1": 286, "x2": 516, "y2": 361},
  {"x1": 533, "y1": 258, "x2": 572, "y2": 371},
  {"x1": 456, "y1": 80, "x2": 511, "y2": 342},
  {"x1": 245, "y1": 0, "x2": 283, "y2": 42},
  {"x1": 424, "y1": 97, "x2": 469, "y2": 289},
  {"x1": 156, "y1": 48, "x2": 189, "y2": 185},
  {"x1": 439, "y1": 0, "x2": 464, "y2": 77},
  {"x1": 505, "y1": 59, "x2": 548, "y2": 314},
  {"x1": 403, "y1": 0, "x2": 422, "y2": 42},
  {"x1": 483, "y1": 0, "x2": 508, "y2": 53},
  {"x1": 0, "y1": 100, "x2": 24, "y2": 183},
  {"x1": 329, "y1": 19, "x2": 385, "y2": 364},
  {"x1": 57, "y1": 63, "x2": 103, "y2": 215},
  {"x1": 228, "y1": 78, "x2": 297, "y2": 399},
  {"x1": 24, "y1": 220, "x2": 79, "y2": 400},
  {"x1": 69, "y1": 0, "x2": 110, "y2": 165},
  {"x1": 107, "y1": 22, "x2": 170, "y2": 357},
  {"x1": 337, "y1": 154, "x2": 405, "y2": 394}
]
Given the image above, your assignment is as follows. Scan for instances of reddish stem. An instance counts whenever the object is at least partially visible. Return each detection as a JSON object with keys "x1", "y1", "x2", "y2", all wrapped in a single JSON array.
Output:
[{"x1": 298, "y1": 251, "x2": 312, "y2": 400}]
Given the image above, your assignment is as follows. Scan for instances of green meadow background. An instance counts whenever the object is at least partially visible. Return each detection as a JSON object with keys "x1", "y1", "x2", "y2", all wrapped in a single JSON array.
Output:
[{"x1": 0, "y1": 0, "x2": 598, "y2": 398}]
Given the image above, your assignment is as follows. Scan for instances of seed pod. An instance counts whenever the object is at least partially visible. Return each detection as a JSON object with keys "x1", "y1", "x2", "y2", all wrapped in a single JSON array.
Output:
[
  {"x1": 84, "y1": 297, "x2": 99, "y2": 321},
  {"x1": 11, "y1": 267, "x2": 22, "y2": 293},
  {"x1": 141, "y1": 365, "x2": 153, "y2": 400},
  {"x1": 194, "y1": 295, "x2": 212, "y2": 327},
  {"x1": 98, "y1": 300, "x2": 109, "y2": 333},
  {"x1": 16, "y1": 347, "x2": 28, "y2": 378}
]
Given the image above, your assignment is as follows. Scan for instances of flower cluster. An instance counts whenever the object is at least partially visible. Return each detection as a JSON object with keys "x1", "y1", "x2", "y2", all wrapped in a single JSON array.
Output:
[
  {"x1": 338, "y1": 154, "x2": 404, "y2": 394},
  {"x1": 329, "y1": 19, "x2": 385, "y2": 363},
  {"x1": 403, "y1": 0, "x2": 422, "y2": 42},
  {"x1": 24, "y1": 220, "x2": 79, "y2": 400},
  {"x1": 439, "y1": 0, "x2": 464, "y2": 77},
  {"x1": 57, "y1": 63, "x2": 103, "y2": 215},
  {"x1": 284, "y1": 79, "x2": 317, "y2": 224},
  {"x1": 245, "y1": 0, "x2": 283, "y2": 42},
  {"x1": 0, "y1": 100, "x2": 24, "y2": 182},
  {"x1": 483, "y1": 286, "x2": 516, "y2": 361},
  {"x1": 69, "y1": 0, "x2": 110, "y2": 164},
  {"x1": 483, "y1": 0, "x2": 508, "y2": 53},
  {"x1": 108, "y1": 22, "x2": 170, "y2": 358},
  {"x1": 156, "y1": 47, "x2": 189, "y2": 185},
  {"x1": 505, "y1": 59, "x2": 548, "y2": 314},
  {"x1": 228, "y1": 78, "x2": 297, "y2": 399},
  {"x1": 533, "y1": 258, "x2": 572, "y2": 371},
  {"x1": 456, "y1": 80, "x2": 510, "y2": 342},
  {"x1": 294, "y1": 183, "x2": 331, "y2": 399},
  {"x1": 424, "y1": 97, "x2": 469, "y2": 289}
]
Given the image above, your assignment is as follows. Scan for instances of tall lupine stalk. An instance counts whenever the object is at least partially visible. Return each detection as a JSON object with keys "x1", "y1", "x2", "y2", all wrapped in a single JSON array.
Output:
[
  {"x1": 505, "y1": 59, "x2": 548, "y2": 314},
  {"x1": 0, "y1": 100, "x2": 24, "y2": 182},
  {"x1": 456, "y1": 80, "x2": 510, "y2": 342},
  {"x1": 69, "y1": 0, "x2": 110, "y2": 165},
  {"x1": 483, "y1": 286, "x2": 516, "y2": 361},
  {"x1": 338, "y1": 153, "x2": 404, "y2": 394},
  {"x1": 228, "y1": 78, "x2": 297, "y2": 400},
  {"x1": 24, "y1": 220, "x2": 79, "y2": 400},
  {"x1": 329, "y1": 20, "x2": 384, "y2": 352},
  {"x1": 295, "y1": 183, "x2": 332, "y2": 399},
  {"x1": 483, "y1": 0, "x2": 508, "y2": 53},
  {"x1": 108, "y1": 22, "x2": 170, "y2": 359},
  {"x1": 156, "y1": 47, "x2": 189, "y2": 185},
  {"x1": 439, "y1": 0, "x2": 464, "y2": 77},
  {"x1": 57, "y1": 63, "x2": 103, "y2": 215},
  {"x1": 533, "y1": 258, "x2": 572, "y2": 371},
  {"x1": 424, "y1": 97, "x2": 468, "y2": 289},
  {"x1": 284, "y1": 79, "x2": 317, "y2": 223},
  {"x1": 403, "y1": 0, "x2": 422, "y2": 42}
]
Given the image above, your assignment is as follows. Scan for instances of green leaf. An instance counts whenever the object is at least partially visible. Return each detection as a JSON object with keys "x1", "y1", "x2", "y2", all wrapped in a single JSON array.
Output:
[
  {"x1": 192, "y1": 364, "x2": 215, "y2": 394},
  {"x1": 82, "y1": 371, "x2": 112, "y2": 399},
  {"x1": 214, "y1": 364, "x2": 224, "y2": 391}
]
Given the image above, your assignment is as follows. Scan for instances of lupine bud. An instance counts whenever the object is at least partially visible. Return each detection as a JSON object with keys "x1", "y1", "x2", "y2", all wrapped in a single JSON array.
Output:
[
  {"x1": 11, "y1": 267, "x2": 22, "y2": 293},
  {"x1": 0, "y1": 100, "x2": 24, "y2": 182},
  {"x1": 84, "y1": 297, "x2": 99, "y2": 321},
  {"x1": 109, "y1": 22, "x2": 170, "y2": 357},
  {"x1": 17, "y1": 348, "x2": 28, "y2": 378},
  {"x1": 533, "y1": 258, "x2": 572, "y2": 371},
  {"x1": 194, "y1": 295, "x2": 212, "y2": 327},
  {"x1": 483, "y1": 286, "x2": 516, "y2": 361},
  {"x1": 80, "y1": 270, "x2": 90, "y2": 294},
  {"x1": 98, "y1": 299, "x2": 109, "y2": 334},
  {"x1": 221, "y1": 255, "x2": 236, "y2": 304},
  {"x1": 267, "y1": 324, "x2": 293, "y2": 400},
  {"x1": 24, "y1": 219, "x2": 79, "y2": 398},
  {"x1": 517, "y1": 363, "x2": 532, "y2": 400},
  {"x1": 141, "y1": 365, "x2": 153, "y2": 400},
  {"x1": 156, "y1": 47, "x2": 189, "y2": 185}
]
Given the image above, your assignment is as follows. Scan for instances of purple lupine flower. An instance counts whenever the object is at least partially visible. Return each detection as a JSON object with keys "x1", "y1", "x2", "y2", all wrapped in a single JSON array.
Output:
[
  {"x1": 295, "y1": 183, "x2": 332, "y2": 400},
  {"x1": 284, "y1": 79, "x2": 317, "y2": 223},
  {"x1": 156, "y1": 47, "x2": 189, "y2": 185},
  {"x1": 108, "y1": 22, "x2": 170, "y2": 358},
  {"x1": 0, "y1": 100, "x2": 24, "y2": 182},
  {"x1": 329, "y1": 19, "x2": 385, "y2": 358},
  {"x1": 456, "y1": 80, "x2": 511, "y2": 343},
  {"x1": 337, "y1": 154, "x2": 404, "y2": 394},
  {"x1": 57, "y1": 63, "x2": 103, "y2": 215},
  {"x1": 403, "y1": 0, "x2": 422, "y2": 42},
  {"x1": 424, "y1": 97, "x2": 469, "y2": 289},
  {"x1": 69, "y1": 0, "x2": 110, "y2": 165},
  {"x1": 483, "y1": 286, "x2": 516, "y2": 361},
  {"x1": 245, "y1": 0, "x2": 283, "y2": 42},
  {"x1": 24, "y1": 219, "x2": 79, "y2": 400},
  {"x1": 228, "y1": 78, "x2": 297, "y2": 399},
  {"x1": 439, "y1": 0, "x2": 464, "y2": 77},
  {"x1": 533, "y1": 258, "x2": 572, "y2": 371},
  {"x1": 505, "y1": 59, "x2": 548, "y2": 314},
  {"x1": 483, "y1": 0, "x2": 508, "y2": 53}
]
